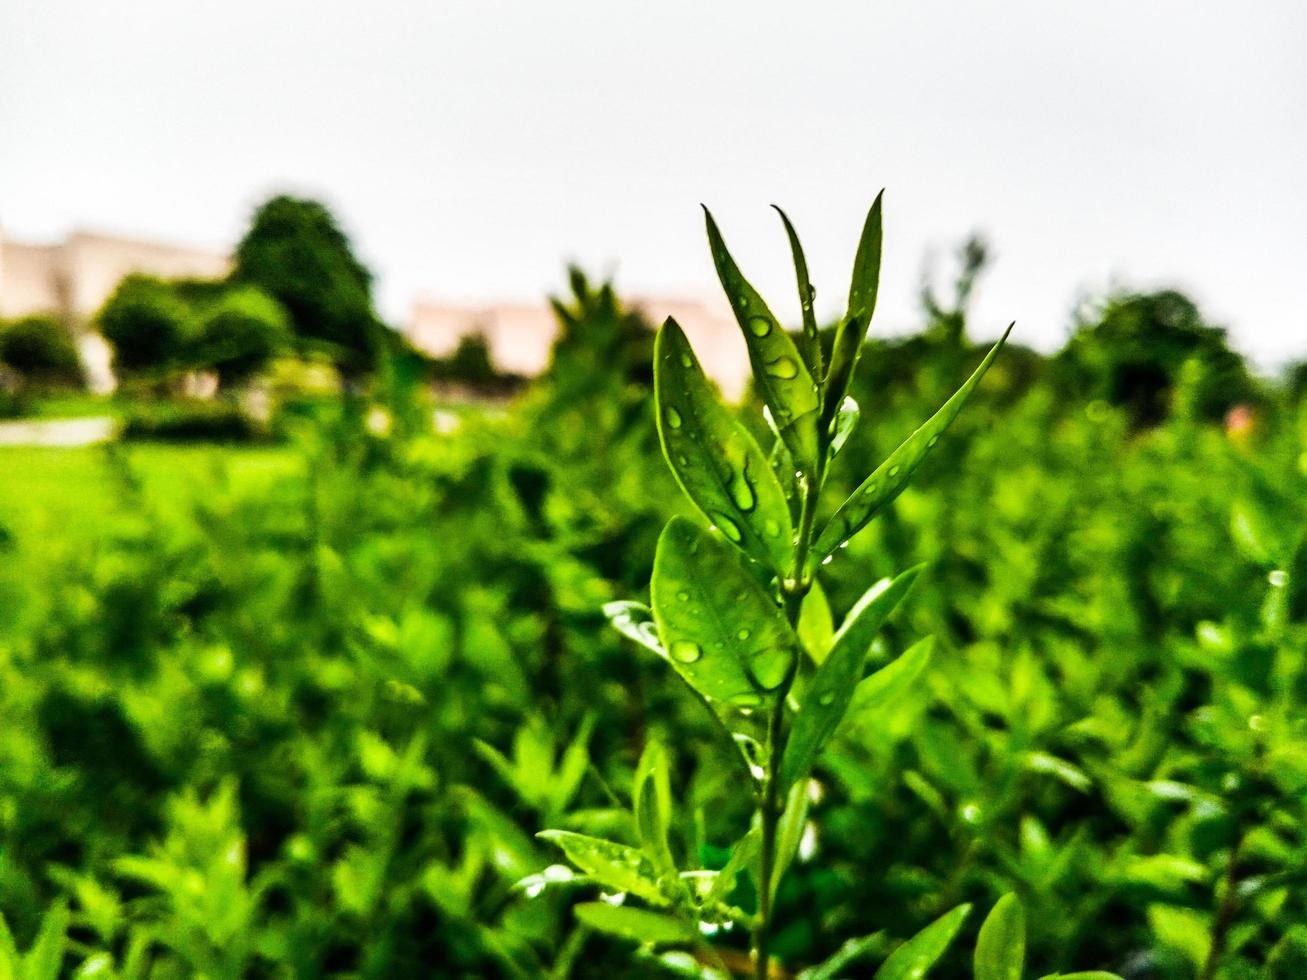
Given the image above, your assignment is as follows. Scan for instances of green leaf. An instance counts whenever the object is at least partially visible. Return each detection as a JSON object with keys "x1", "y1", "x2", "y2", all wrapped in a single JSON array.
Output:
[
  {"x1": 799, "y1": 933, "x2": 886, "y2": 980},
  {"x1": 975, "y1": 893, "x2": 1025, "y2": 980},
  {"x1": 781, "y1": 567, "x2": 923, "y2": 790},
  {"x1": 651, "y1": 517, "x2": 798, "y2": 707},
  {"x1": 706, "y1": 827, "x2": 761, "y2": 904},
  {"x1": 634, "y1": 741, "x2": 676, "y2": 875},
  {"x1": 823, "y1": 192, "x2": 883, "y2": 436},
  {"x1": 1036, "y1": 973, "x2": 1126, "y2": 979},
  {"x1": 603, "y1": 601, "x2": 666, "y2": 658},
  {"x1": 772, "y1": 205, "x2": 821, "y2": 379},
  {"x1": 537, "y1": 831, "x2": 671, "y2": 906},
  {"x1": 846, "y1": 636, "x2": 934, "y2": 720},
  {"x1": 814, "y1": 325, "x2": 1012, "y2": 563},
  {"x1": 703, "y1": 206, "x2": 821, "y2": 471},
  {"x1": 655, "y1": 318, "x2": 794, "y2": 572},
  {"x1": 875, "y1": 904, "x2": 971, "y2": 980},
  {"x1": 573, "y1": 903, "x2": 695, "y2": 945},
  {"x1": 798, "y1": 580, "x2": 835, "y2": 664},
  {"x1": 23, "y1": 902, "x2": 69, "y2": 980},
  {"x1": 770, "y1": 779, "x2": 811, "y2": 900}
]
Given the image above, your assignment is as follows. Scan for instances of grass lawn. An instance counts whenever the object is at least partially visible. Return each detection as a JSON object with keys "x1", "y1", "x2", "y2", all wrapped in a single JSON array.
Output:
[{"x1": 0, "y1": 442, "x2": 303, "y2": 632}]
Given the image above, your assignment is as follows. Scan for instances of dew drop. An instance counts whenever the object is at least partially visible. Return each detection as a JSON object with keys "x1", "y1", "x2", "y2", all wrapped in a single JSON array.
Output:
[
  {"x1": 731, "y1": 692, "x2": 763, "y2": 709},
  {"x1": 736, "y1": 628, "x2": 751, "y2": 641},
  {"x1": 763, "y1": 518, "x2": 782, "y2": 538},
  {"x1": 927, "y1": 434, "x2": 941, "y2": 448},
  {"x1": 747, "y1": 315, "x2": 773, "y2": 337},
  {"x1": 764, "y1": 356, "x2": 799, "y2": 380},
  {"x1": 888, "y1": 465, "x2": 901, "y2": 477},
  {"x1": 1268, "y1": 569, "x2": 1288, "y2": 588},
  {"x1": 710, "y1": 512, "x2": 743, "y2": 543},
  {"x1": 677, "y1": 590, "x2": 690, "y2": 602},
  {"x1": 670, "y1": 640, "x2": 703, "y2": 663},
  {"x1": 664, "y1": 407, "x2": 683, "y2": 429},
  {"x1": 676, "y1": 454, "x2": 689, "y2": 466},
  {"x1": 729, "y1": 472, "x2": 756, "y2": 512},
  {"x1": 679, "y1": 352, "x2": 692, "y2": 368},
  {"x1": 817, "y1": 691, "x2": 836, "y2": 706}
]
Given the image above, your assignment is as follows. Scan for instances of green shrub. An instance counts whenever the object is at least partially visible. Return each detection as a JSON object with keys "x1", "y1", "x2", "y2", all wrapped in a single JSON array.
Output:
[
  {"x1": 96, "y1": 274, "x2": 193, "y2": 380},
  {"x1": 0, "y1": 315, "x2": 84, "y2": 390},
  {"x1": 192, "y1": 285, "x2": 291, "y2": 390}
]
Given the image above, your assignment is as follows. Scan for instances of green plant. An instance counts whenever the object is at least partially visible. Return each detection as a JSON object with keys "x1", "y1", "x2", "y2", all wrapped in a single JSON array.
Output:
[
  {"x1": 232, "y1": 195, "x2": 382, "y2": 375},
  {"x1": 96, "y1": 275, "x2": 194, "y2": 381},
  {"x1": 532, "y1": 197, "x2": 1030, "y2": 977},
  {"x1": 191, "y1": 284, "x2": 292, "y2": 390},
  {"x1": 0, "y1": 316, "x2": 84, "y2": 391}
]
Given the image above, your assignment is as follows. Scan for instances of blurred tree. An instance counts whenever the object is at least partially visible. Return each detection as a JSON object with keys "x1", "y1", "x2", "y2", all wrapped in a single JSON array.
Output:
[
  {"x1": 97, "y1": 274, "x2": 193, "y2": 380},
  {"x1": 428, "y1": 333, "x2": 524, "y2": 395},
  {"x1": 1055, "y1": 289, "x2": 1259, "y2": 427},
  {"x1": 192, "y1": 286, "x2": 292, "y2": 391},
  {"x1": 0, "y1": 315, "x2": 84, "y2": 390},
  {"x1": 231, "y1": 196, "x2": 381, "y2": 376}
]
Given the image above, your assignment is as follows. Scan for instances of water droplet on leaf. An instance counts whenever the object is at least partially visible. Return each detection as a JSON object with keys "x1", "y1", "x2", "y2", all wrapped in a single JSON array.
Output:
[
  {"x1": 664, "y1": 407, "x2": 683, "y2": 429},
  {"x1": 670, "y1": 640, "x2": 703, "y2": 663}
]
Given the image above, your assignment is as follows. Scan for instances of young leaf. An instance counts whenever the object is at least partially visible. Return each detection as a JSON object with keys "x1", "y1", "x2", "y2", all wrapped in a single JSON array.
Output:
[
  {"x1": 772, "y1": 205, "x2": 821, "y2": 379},
  {"x1": 823, "y1": 192, "x2": 883, "y2": 435},
  {"x1": 769, "y1": 779, "x2": 811, "y2": 900},
  {"x1": 655, "y1": 318, "x2": 793, "y2": 572},
  {"x1": 798, "y1": 933, "x2": 886, "y2": 980},
  {"x1": 846, "y1": 636, "x2": 934, "y2": 720},
  {"x1": 634, "y1": 741, "x2": 676, "y2": 875},
  {"x1": 1036, "y1": 974, "x2": 1125, "y2": 979},
  {"x1": 797, "y1": 581, "x2": 835, "y2": 664},
  {"x1": 706, "y1": 827, "x2": 761, "y2": 904},
  {"x1": 703, "y1": 207, "x2": 821, "y2": 471},
  {"x1": 24, "y1": 902, "x2": 69, "y2": 980},
  {"x1": 651, "y1": 517, "x2": 798, "y2": 707},
  {"x1": 573, "y1": 903, "x2": 696, "y2": 945},
  {"x1": 780, "y1": 566, "x2": 924, "y2": 790},
  {"x1": 537, "y1": 831, "x2": 672, "y2": 907},
  {"x1": 814, "y1": 325, "x2": 1012, "y2": 563},
  {"x1": 603, "y1": 601, "x2": 667, "y2": 659},
  {"x1": 874, "y1": 904, "x2": 972, "y2": 980},
  {"x1": 975, "y1": 893, "x2": 1026, "y2": 980}
]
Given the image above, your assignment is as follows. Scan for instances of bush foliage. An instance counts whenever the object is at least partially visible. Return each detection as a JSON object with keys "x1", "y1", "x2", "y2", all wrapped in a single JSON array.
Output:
[{"x1": 2, "y1": 219, "x2": 1305, "y2": 978}]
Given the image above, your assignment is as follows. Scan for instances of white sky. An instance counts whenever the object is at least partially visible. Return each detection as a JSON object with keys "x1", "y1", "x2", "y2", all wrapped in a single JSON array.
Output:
[{"x1": 2, "y1": 1, "x2": 1305, "y2": 366}]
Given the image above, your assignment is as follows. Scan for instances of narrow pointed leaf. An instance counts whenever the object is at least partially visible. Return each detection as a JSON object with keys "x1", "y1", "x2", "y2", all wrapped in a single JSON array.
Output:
[
  {"x1": 537, "y1": 831, "x2": 672, "y2": 906},
  {"x1": 655, "y1": 319, "x2": 793, "y2": 572},
  {"x1": 573, "y1": 903, "x2": 696, "y2": 945},
  {"x1": 770, "y1": 779, "x2": 811, "y2": 900},
  {"x1": 780, "y1": 566, "x2": 923, "y2": 790},
  {"x1": 1036, "y1": 973, "x2": 1125, "y2": 979},
  {"x1": 772, "y1": 205, "x2": 821, "y2": 379},
  {"x1": 975, "y1": 893, "x2": 1025, "y2": 980},
  {"x1": 634, "y1": 741, "x2": 676, "y2": 875},
  {"x1": 799, "y1": 933, "x2": 886, "y2": 980},
  {"x1": 707, "y1": 827, "x2": 761, "y2": 903},
  {"x1": 875, "y1": 904, "x2": 972, "y2": 980},
  {"x1": 651, "y1": 517, "x2": 798, "y2": 707},
  {"x1": 603, "y1": 601, "x2": 667, "y2": 659},
  {"x1": 822, "y1": 192, "x2": 884, "y2": 433},
  {"x1": 846, "y1": 636, "x2": 934, "y2": 721},
  {"x1": 848, "y1": 191, "x2": 885, "y2": 322},
  {"x1": 703, "y1": 207, "x2": 821, "y2": 471},
  {"x1": 23, "y1": 902, "x2": 68, "y2": 980},
  {"x1": 797, "y1": 580, "x2": 834, "y2": 664},
  {"x1": 814, "y1": 325, "x2": 1012, "y2": 562}
]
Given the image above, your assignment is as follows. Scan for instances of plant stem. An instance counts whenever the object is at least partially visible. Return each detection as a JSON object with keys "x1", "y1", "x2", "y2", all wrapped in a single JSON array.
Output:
[
  {"x1": 755, "y1": 471, "x2": 817, "y2": 980},
  {"x1": 1200, "y1": 829, "x2": 1245, "y2": 980}
]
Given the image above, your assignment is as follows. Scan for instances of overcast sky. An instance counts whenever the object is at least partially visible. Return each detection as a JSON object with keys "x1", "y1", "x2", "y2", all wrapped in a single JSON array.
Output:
[{"x1": 3, "y1": 1, "x2": 1304, "y2": 366}]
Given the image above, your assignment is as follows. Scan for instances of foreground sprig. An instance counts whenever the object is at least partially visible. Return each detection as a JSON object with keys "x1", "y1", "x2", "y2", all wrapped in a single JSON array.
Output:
[{"x1": 533, "y1": 197, "x2": 1116, "y2": 979}]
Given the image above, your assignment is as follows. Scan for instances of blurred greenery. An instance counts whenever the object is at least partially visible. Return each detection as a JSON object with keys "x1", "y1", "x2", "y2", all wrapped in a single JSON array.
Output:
[{"x1": 0, "y1": 252, "x2": 1304, "y2": 978}]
